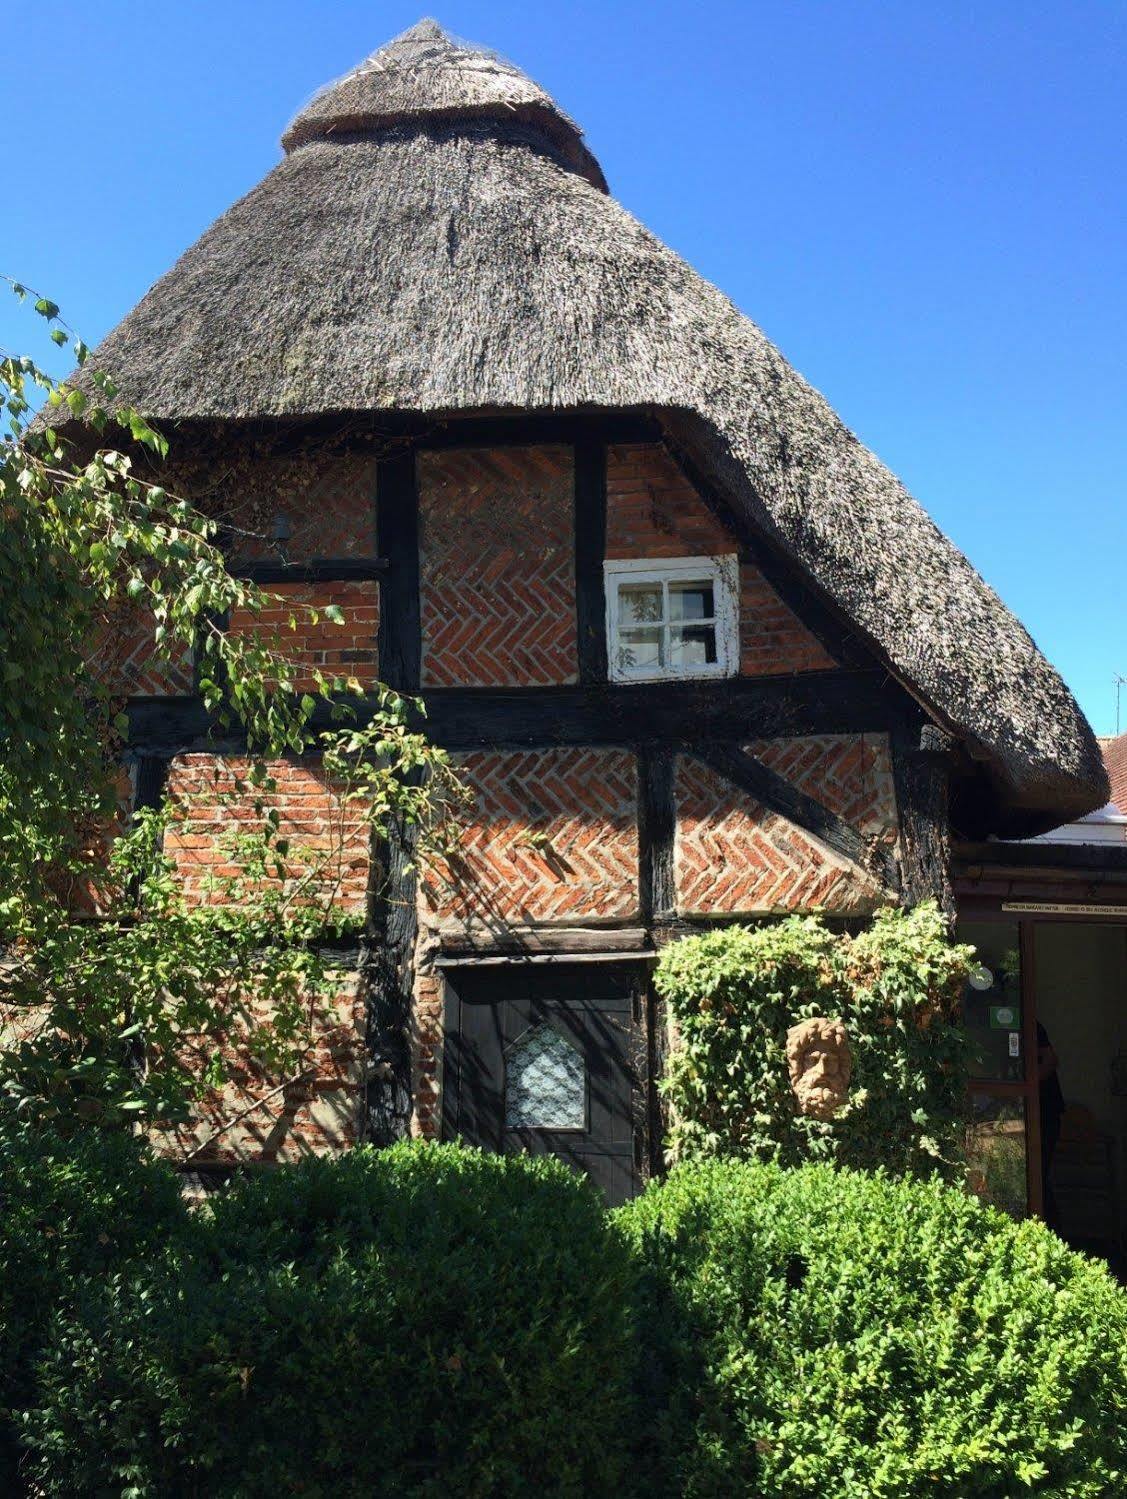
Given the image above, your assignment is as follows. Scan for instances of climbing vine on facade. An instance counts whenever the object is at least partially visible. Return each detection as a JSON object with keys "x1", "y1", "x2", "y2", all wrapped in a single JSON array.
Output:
[
  {"x1": 0, "y1": 282, "x2": 464, "y2": 1132},
  {"x1": 656, "y1": 902, "x2": 975, "y2": 1177}
]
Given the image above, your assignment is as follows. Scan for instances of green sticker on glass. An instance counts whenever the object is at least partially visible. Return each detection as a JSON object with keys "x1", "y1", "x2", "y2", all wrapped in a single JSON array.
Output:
[{"x1": 989, "y1": 1005, "x2": 1020, "y2": 1030}]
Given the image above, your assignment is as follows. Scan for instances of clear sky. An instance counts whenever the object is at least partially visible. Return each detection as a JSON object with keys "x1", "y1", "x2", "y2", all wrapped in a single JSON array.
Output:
[{"x1": 4, "y1": 1, "x2": 1124, "y2": 734}]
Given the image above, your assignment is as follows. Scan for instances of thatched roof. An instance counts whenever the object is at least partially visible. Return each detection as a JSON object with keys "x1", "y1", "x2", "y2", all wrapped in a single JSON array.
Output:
[{"x1": 70, "y1": 19, "x2": 1107, "y2": 836}]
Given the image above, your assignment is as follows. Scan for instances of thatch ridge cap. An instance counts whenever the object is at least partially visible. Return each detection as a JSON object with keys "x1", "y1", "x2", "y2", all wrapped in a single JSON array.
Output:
[{"x1": 281, "y1": 17, "x2": 605, "y2": 188}]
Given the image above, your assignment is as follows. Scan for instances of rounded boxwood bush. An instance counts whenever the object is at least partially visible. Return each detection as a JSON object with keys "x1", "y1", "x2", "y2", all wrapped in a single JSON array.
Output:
[
  {"x1": 619, "y1": 1160, "x2": 1127, "y2": 1498},
  {"x1": 26, "y1": 1142, "x2": 639, "y2": 1498},
  {"x1": 0, "y1": 1109, "x2": 187, "y2": 1493}
]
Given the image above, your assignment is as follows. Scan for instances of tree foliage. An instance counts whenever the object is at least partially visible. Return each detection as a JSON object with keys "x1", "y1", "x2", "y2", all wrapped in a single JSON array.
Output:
[{"x1": 0, "y1": 282, "x2": 463, "y2": 1132}]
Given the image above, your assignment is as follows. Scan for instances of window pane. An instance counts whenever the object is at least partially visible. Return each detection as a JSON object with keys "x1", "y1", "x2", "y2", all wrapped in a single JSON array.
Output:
[
  {"x1": 956, "y1": 920, "x2": 1025, "y2": 1082},
  {"x1": 506, "y1": 1024, "x2": 586, "y2": 1130},
  {"x1": 670, "y1": 625, "x2": 717, "y2": 667},
  {"x1": 669, "y1": 582, "x2": 715, "y2": 622},
  {"x1": 618, "y1": 584, "x2": 664, "y2": 625},
  {"x1": 967, "y1": 1094, "x2": 1028, "y2": 1218},
  {"x1": 617, "y1": 628, "x2": 663, "y2": 671}
]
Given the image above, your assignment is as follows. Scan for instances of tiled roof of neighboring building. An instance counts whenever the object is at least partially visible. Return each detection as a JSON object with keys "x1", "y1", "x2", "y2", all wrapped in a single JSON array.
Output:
[{"x1": 1101, "y1": 734, "x2": 1127, "y2": 814}]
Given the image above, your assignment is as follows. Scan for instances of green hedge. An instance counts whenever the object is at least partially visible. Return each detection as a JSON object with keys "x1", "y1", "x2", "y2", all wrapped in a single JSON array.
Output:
[
  {"x1": 24, "y1": 1142, "x2": 639, "y2": 1498},
  {"x1": 0, "y1": 1109, "x2": 187, "y2": 1493},
  {"x1": 14, "y1": 1136, "x2": 1127, "y2": 1497},
  {"x1": 619, "y1": 1159, "x2": 1127, "y2": 1498},
  {"x1": 656, "y1": 903, "x2": 973, "y2": 1175}
]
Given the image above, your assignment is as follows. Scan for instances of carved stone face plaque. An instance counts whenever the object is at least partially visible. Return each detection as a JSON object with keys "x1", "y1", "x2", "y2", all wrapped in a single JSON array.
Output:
[{"x1": 786, "y1": 1016, "x2": 851, "y2": 1121}]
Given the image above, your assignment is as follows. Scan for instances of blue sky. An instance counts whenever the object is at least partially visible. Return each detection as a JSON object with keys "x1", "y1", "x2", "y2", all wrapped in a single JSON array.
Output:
[{"x1": 4, "y1": 1, "x2": 1124, "y2": 733}]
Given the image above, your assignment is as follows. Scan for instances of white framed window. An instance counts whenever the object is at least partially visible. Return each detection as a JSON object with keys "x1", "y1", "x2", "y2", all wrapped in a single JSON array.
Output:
[{"x1": 604, "y1": 555, "x2": 739, "y2": 682}]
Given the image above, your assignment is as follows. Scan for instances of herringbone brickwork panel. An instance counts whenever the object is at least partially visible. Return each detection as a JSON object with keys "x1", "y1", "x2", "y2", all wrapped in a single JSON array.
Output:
[
  {"x1": 607, "y1": 443, "x2": 837, "y2": 675},
  {"x1": 747, "y1": 734, "x2": 897, "y2": 838},
  {"x1": 165, "y1": 755, "x2": 370, "y2": 913},
  {"x1": 90, "y1": 603, "x2": 194, "y2": 697},
  {"x1": 418, "y1": 446, "x2": 578, "y2": 687},
  {"x1": 180, "y1": 452, "x2": 378, "y2": 564},
  {"x1": 674, "y1": 735, "x2": 896, "y2": 915},
  {"x1": 227, "y1": 580, "x2": 379, "y2": 690},
  {"x1": 420, "y1": 748, "x2": 639, "y2": 922}
]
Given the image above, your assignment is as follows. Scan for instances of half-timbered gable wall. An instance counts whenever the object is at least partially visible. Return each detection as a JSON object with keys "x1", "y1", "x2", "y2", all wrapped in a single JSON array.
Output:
[{"x1": 117, "y1": 428, "x2": 926, "y2": 1165}]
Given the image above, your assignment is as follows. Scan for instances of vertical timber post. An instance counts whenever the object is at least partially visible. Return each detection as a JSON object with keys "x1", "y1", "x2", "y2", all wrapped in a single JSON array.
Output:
[
  {"x1": 365, "y1": 447, "x2": 421, "y2": 1144},
  {"x1": 892, "y1": 723, "x2": 955, "y2": 921},
  {"x1": 638, "y1": 747, "x2": 676, "y2": 927},
  {"x1": 638, "y1": 746, "x2": 676, "y2": 1176}
]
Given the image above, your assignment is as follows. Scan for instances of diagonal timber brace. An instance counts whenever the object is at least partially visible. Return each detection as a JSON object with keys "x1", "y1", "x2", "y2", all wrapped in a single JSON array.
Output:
[{"x1": 689, "y1": 740, "x2": 900, "y2": 895}]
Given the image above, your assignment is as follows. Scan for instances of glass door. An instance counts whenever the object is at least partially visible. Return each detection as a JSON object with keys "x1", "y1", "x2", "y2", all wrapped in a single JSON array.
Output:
[{"x1": 957, "y1": 917, "x2": 1041, "y2": 1217}]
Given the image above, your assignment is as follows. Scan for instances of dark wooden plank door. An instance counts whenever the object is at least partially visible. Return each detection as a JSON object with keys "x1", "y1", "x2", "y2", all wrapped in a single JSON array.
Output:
[{"x1": 442, "y1": 963, "x2": 644, "y2": 1205}]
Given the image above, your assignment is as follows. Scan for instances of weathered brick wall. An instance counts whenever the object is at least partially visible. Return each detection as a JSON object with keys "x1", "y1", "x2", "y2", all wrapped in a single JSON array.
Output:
[
  {"x1": 418, "y1": 446, "x2": 578, "y2": 687},
  {"x1": 411, "y1": 956, "x2": 444, "y2": 1140},
  {"x1": 90, "y1": 451, "x2": 379, "y2": 701},
  {"x1": 150, "y1": 972, "x2": 365, "y2": 1166},
  {"x1": 419, "y1": 747, "x2": 640, "y2": 924},
  {"x1": 151, "y1": 753, "x2": 370, "y2": 1163},
  {"x1": 165, "y1": 754, "x2": 370, "y2": 912},
  {"x1": 675, "y1": 734, "x2": 897, "y2": 915},
  {"x1": 606, "y1": 443, "x2": 837, "y2": 675},
  {"x1": 226, "y1": 579, "x2": 379, "y2": 690}
]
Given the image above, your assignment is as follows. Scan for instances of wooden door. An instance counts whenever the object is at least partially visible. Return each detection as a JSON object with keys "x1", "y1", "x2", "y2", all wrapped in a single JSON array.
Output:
[{"x1": 441, "y1": 963, "x2": 645, "y2": 1205}]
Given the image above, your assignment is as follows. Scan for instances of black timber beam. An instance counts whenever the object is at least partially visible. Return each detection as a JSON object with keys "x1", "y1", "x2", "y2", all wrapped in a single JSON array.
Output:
[
  {"x1": 891, "y1": 725, "x2": 954, "y2": 917},
  {"x1": 691, "y1": 740, "x2": 899, "y2": 894},
  {"x1": 414, "y1": 411, "x2": 661, "y2": 450},
  {"x1": 417, "y1": 675, "x2": 915, "y2": 748},
  {"x1": 132, "y1": 755, "x2": 170, "y2": 812},
  {"x1": 637, "y1": 745, "x2": 676, "y2": 1177},
  {"x1": 377, "y1": 450, "x2": 421, "y2": 691},
  {"x1": 124, "y1": 671, "x2": 917, "y2": 755},
  {"x1": 362, "y1": 811, "x2": 418, "y2": 1145},
  {"x1": 637, "y1": 747, "x2": 676, "y2": 922},
  {"x1": 230, "y1": 557, "x2": 389, "y2": 584},
  {"x1": 363, "y1": 452, "x2": 423, "y2": 1142}
]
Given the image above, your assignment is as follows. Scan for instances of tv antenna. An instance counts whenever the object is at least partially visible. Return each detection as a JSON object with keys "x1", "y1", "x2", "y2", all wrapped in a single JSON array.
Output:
[{"x1": 1117, "y1": 674, "x2": 1127, "y2": 736}]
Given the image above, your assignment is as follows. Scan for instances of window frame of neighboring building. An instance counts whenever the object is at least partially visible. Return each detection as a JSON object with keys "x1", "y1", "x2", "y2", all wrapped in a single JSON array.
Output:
[{"x1": 603, "y1": 554, "x2": 739, "y2": 683}]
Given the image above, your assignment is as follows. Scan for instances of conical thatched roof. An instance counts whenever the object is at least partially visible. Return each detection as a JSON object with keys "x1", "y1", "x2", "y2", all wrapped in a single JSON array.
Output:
[{"x1": 72, "y1": 19, "x2": 1107, "y2": 835}]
